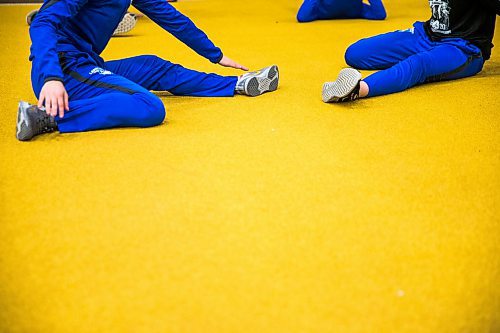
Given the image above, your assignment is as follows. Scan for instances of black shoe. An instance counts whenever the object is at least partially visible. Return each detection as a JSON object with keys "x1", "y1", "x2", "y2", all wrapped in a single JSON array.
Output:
[
  {"x1": 16, "y1": 101, "x2": 58, "y2": 141},
  {"x1": 322, "y1": 68, "x2": 362, "y2": 103}
]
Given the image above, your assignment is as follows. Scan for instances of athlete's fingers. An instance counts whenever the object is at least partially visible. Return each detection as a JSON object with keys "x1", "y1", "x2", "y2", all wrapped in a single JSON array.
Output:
[
  {"x1": 49, "y1": 97, "x2": 57, "y2": 117},
  {"x1": 47, "y1": 96, "x2": 52, "y2": 117},
  {"x1": 46, "y1": 97, "x2": 52, "y2": 117},
  {"x1": 238, "y1": 63, "x2": 249, "y2": 71},
  {"x1": 45, "y1": 95, "x2": 51, "y2": 116},
  {"x1": 52, "y1": 96, "x2": 59, "y2": 117},
  {"x1": 219, "y1": 56, "x2": 247, "y2": 71},
  {"x1": 38, "y1": 92, "x2": 45, "y2": 110},
  {"x1": 57, "y1": 96, "x2": 65, "y2": 118},
  {"x1": 64, "y1": 91, "x2": 69, "y2": 111},
  {"x1": 230, "y1": 61, "x2": 248, "y2": 71}
]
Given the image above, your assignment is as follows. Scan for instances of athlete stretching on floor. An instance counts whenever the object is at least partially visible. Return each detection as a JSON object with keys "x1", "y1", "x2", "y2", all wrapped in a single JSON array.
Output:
[
  {"x1": 297, "y1": 0, "x2": 386, "y2": 23},
  {"x1": 322, "y1": 0, "x2": 498, "y2": 103},
  {"x1": 17, "y1": 0, "x2": 279, "y2": 141}
]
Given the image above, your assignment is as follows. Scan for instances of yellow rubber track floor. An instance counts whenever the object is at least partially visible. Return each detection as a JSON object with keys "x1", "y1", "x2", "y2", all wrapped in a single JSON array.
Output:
[{"x1": 1, "y1": 0, "x2": 499, "y2": 332}]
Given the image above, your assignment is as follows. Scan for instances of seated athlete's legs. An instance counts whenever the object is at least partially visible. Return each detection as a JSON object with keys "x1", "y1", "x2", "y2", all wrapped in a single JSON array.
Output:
[
  {"x1": 56, "y1": 63, "x2": 165, "y2": 133},
  {"x1": 322, "y1": 39, "x2": 483, "y2": 103},
  {"x1": 345, "y1": 24, "x2": 431, "y2": 70},
  {"x1": 363, "y1": 44, "x2": 484, "y2": 97},
  {"x1": 105, "y1": 55, "x2": 238, "y2": 97},
  {"x1": 18, "y1": 61, "x2": 166, "y2": 140}
]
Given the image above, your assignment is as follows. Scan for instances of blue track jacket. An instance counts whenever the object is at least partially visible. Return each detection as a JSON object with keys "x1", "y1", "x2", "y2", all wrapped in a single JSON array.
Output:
[{"x1": 29, "y1": 0, "x2": 224, "y2": 85}]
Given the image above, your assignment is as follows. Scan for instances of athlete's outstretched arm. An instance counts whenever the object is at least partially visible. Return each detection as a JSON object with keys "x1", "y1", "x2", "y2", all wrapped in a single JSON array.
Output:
[
  {"x1": 132, "y1": 0, "x2": 247, "y2": 71},
  {"x1": 361, "y1": 0, "x2": 386, "y2": 20},
  {"x1": 29, "y1": 0, "x2": 88, "y2": 117}
]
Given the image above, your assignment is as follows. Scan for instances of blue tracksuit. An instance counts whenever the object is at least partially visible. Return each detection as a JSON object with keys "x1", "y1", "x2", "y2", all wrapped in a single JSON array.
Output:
[
  {"x1": 30, "y1": 0, "x2": 237, "y2": 133},
  {"x1": 343, "y1": 0, "x2": 498, "y2": 98},
  {"x1": 297, "y1": 0, "x2": 386, "y2": 23},
  {"x1": 345, "y1": 22, "x2": 484, "y2": 97}
]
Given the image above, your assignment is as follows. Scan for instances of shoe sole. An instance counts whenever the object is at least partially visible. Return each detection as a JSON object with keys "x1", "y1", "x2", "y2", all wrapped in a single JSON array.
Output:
[
  {"x1": 26, "y1": 9, "x2": 38, "y2": 25},
  {"x1": 113, "y1": 14, "x2": 137, "y2": 36},
  {"x1": 16, "y1": 101, "x2": 33, "y2": 141},
  {"x1": 246, "y1": 65, "x2": 279, "y2": 97},
  {"x1": 322, "y1": 68, "x2": 361, "y2": 103}
]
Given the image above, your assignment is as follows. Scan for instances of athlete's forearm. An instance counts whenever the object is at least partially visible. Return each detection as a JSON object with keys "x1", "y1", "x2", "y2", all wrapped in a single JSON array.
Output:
[{"x1": 133, "y1": 0, "x2": 223, "y2": 63}]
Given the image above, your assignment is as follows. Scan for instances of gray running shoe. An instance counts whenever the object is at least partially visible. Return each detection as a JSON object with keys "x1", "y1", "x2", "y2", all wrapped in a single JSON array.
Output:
[
  {"x1": 16, "y1": 101, "x2": 57, "y2": 141},
  {"x1": 113, "y1": 12, "x2": 137, "y2": 36},
  {"x1": 322, "y1": 68, "x2": 362, "y2": 103},
  {"x1": 235, "y1": 65, "x2": 279, "y2": 97}
]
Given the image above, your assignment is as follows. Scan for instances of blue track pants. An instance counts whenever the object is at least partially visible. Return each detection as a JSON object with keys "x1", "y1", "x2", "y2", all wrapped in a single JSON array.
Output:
[
  {"x1": 344, "y1": 22, "x2": 484, "y2": 97},
  {"x1": 297, "y1": 0, "x2": 386, "y2": 23},
  {"x1": 32, "y1": 53, "x2": 238, "y2": 133}
]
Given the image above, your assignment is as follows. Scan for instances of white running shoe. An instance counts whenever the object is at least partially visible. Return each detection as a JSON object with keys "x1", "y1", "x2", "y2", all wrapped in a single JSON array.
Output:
[
  {"x1": 235, "y1": 65, "x2": 279, "y2": 97},
  {"x1": 322, "y1": 68, "x2": 362, "y2": 103},
  {"x1": 113, "y1": 12, "x2": 137, "y2": 36}
]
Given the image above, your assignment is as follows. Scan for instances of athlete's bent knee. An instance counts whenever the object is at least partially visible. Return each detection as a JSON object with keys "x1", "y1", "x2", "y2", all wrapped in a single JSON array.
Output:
[
  {"x1": 135, "y1": 93, "x2": 166, "y2": 127},
  {"x1": 345, "y1": 42, "x2": 369, "y2": 69},
  {"x1": 297, "y1": 12, "x2": 313, "y2": 23}
]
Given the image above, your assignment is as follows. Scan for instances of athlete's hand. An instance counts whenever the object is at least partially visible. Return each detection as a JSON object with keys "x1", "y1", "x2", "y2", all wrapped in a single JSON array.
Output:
[
  {"x1": 218, "y1": 55, "x2": 248, "y2": 71},
  {"x1": 38, "y1": 80, "x2": 69, "y2": 118}
]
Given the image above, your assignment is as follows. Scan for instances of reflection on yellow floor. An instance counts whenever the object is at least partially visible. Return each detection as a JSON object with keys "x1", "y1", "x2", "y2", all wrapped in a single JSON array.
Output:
[{"x1": 0, "y1": 0, "x2": 499, "y2": 332}]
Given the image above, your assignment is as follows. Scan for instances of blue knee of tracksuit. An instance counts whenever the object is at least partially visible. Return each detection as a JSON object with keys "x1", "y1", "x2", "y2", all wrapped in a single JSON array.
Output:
[{"x1": 344, "y1": 22, "x2": 484, "y2": 97}]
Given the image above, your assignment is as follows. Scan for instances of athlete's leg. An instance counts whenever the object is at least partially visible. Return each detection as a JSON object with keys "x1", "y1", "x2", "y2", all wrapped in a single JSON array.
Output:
[
  {"x1": 297, "y1": 0, "x2": 320, "y2": 22},
  {"x1": 57, "y1": 91, "x2": 165, "y2": 133},
  {"x1": 105, "y1": 55, "x2": 237, "y2": 97},
  {"x1": 297, "y1": 0, "x2": 363, "y2": 22},
  {"x1": 54, "y1": 63, "x2": 165, "y2": 133},
  {"x1": 323, "y1": 41, "x2": 483, "y2": 103},
  {"x1": 361, "y1": 0, "x2": 386, "y2": 20},
  {"x1": 344, "y1": 23, "x2": 431, "y2": 70},
  {"x1": 363, "y1": 44, "x2": 484, "y2": 97}
]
